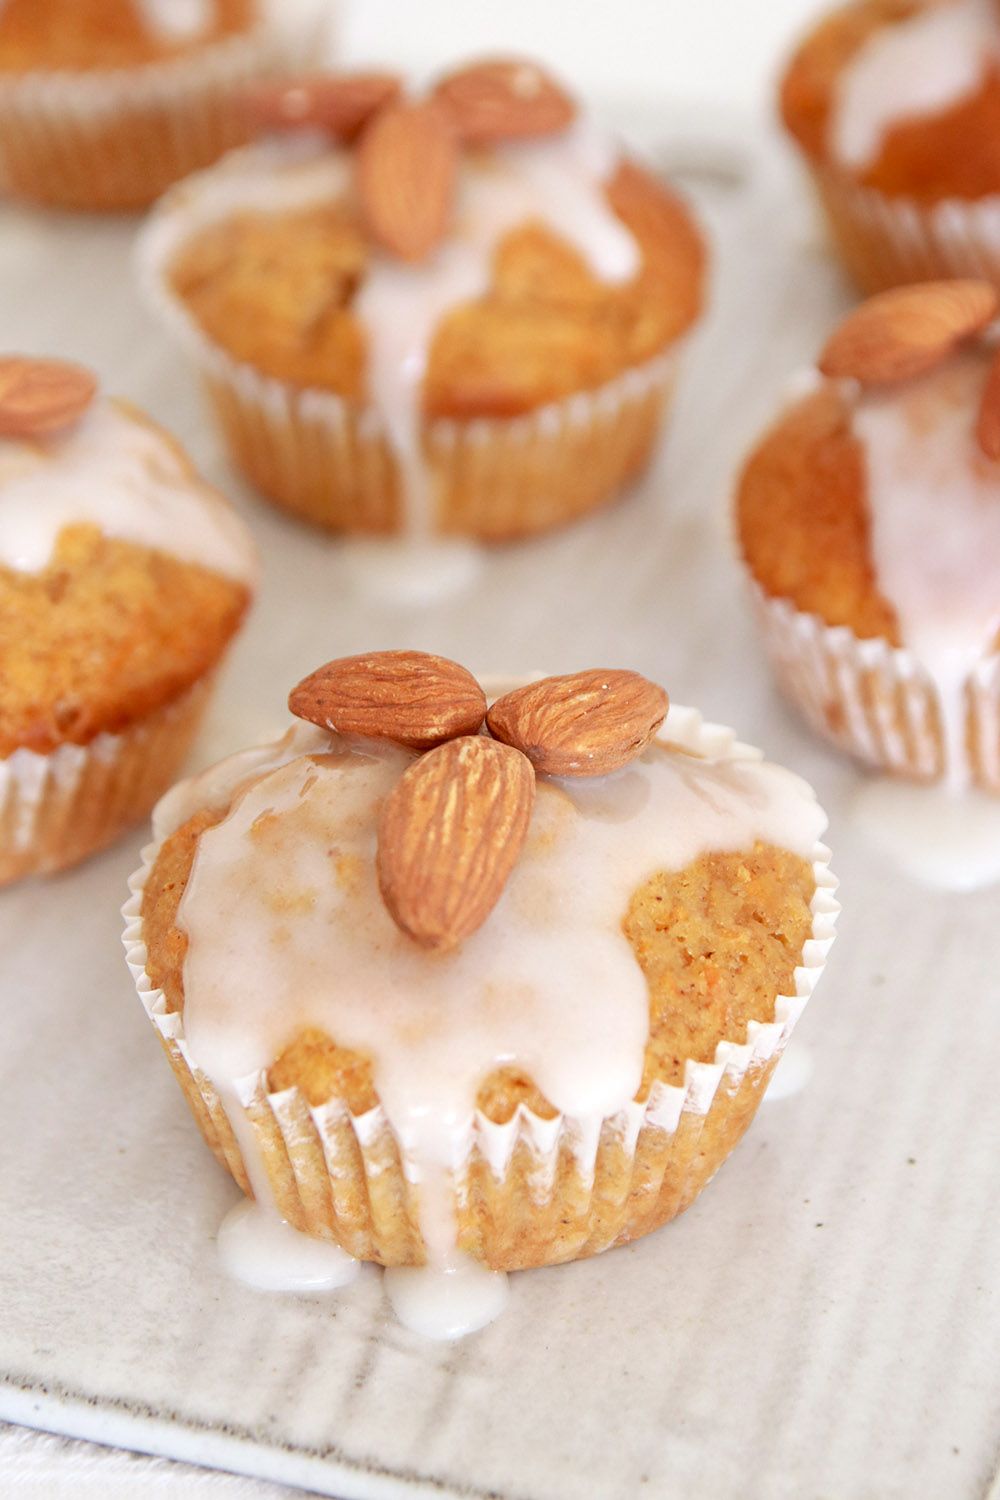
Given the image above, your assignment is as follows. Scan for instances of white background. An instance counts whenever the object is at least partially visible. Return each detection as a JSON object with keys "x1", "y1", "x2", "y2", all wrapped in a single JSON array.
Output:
[{"x1": 342, "y1": 0, "x2": 825, "y2": 122}]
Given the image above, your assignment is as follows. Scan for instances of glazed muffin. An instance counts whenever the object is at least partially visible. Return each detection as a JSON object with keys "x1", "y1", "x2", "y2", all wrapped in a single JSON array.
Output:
[
  {"x1": 0, "y1": 0, "x2": 325, "y2": 211},
  {"x1": 0, "y1": 355, "x2": 256, "y2": 884},
  {"x1": 138, "y1": 59, "x2": 706, "y2": 542},
  {"x1": 780, "y1": 0, "x2": 1000, "y2": 292},
  {"x1": 124, "y1": 652, "x2": 836, "y2": 1320},
  {"x1": 737, "y1": 279, "x2": 1000, "y2": 791}
]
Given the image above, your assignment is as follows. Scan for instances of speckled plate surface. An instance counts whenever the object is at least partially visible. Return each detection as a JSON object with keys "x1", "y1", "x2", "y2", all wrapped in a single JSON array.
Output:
[{"x1": 1, "y1": 137, "x2": 999, "y2": 1500}]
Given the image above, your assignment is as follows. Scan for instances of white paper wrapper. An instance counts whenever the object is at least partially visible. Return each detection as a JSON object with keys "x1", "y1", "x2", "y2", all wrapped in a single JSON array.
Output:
[
  {"x1": 750, "y1": 582, "x2": 1000, "y2": 791},
  {"x1": 0, "y1": 5, "x2": 327, "y2": 211},
  {"x1": 813, "y1": 167, "x2": 1000, "y2": 293},
  {"x1": 122, "y1": 703, "x2": 838, "y2": 1271},
  {"x1": 136, "y1": 139, "x2": 686, "y2": 540},
  {"x1": 0, "y1": 674, "x2": 215, "y2": 886}
]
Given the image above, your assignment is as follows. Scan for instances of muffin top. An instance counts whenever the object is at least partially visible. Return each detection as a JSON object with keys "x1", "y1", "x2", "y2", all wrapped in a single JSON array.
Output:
[
  {"x1": 140, "y1": 655, "x2": 828, "y2": 1156},
  {"x1": 780, "y1": 0, "x2": 1000, "y2": 199},
  {"x1": 0, "y1": 0, "x2": 257, "y2": 72},
  {"x1": 163, "y1": 143, "x2": 703, "y2": 420},
  {"x1": 147, "y1": 57, "x2": 704, "y2": 533},
  {"x1": 0, "y1": 357, "x2": 256, "y2": 756},
  {"x1": 737, "y1": 280, "x2": 1000, "y2": 668}
]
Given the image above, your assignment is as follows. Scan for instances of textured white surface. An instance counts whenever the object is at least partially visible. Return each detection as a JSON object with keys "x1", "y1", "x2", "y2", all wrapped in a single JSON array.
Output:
[{"x1": 0, "y1": 133, "x2": 999, "y2": 1500}]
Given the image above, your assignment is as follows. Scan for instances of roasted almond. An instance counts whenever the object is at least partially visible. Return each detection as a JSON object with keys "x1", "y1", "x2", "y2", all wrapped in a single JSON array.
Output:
[
  {"x1": 377, "y1": 735, "x2": 535, "y2": 950},
  {"x1": 818, "y1": 280, "x2": 998, "y2": 385},
  {"x1": 288, "y1": 650, "x2": 486, "y2": 749},
  {"x1": 242, "y1": 71, "x2": 402, "y2": 140},
  {"x1": 0, "y1": 356, "x2": 98, "y2": 439},
  {"x1": 433, "y1": 58, "x2": 576, "y2": 143},
  {"x1": 976, "y1": 345, "x2": 1000, "y2": 460},
  {"x1": 487, "y1": 669, "x2": 668, "y2": 777},
  {"x1": 357, "y1": 98, "x2": 458, "y2": 261}
]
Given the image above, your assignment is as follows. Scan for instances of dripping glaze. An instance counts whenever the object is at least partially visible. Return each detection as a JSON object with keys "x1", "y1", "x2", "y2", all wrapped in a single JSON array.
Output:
[
  {"x1": 830, "y1": 349, "x2": 1000, "y2": 886},
  {"x1": 850, "y1": 348, "x2": 1000, "y2": 792}
]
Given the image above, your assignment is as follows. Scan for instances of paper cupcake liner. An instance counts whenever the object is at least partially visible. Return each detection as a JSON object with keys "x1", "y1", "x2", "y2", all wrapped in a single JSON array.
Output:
[
  {"x1": 750, "y1": 583, "x2": 1000, "y2": 791},
  {"x1": 0, "y1": 13, "x2": 324, "y2": 211},
  {"x1": 812, "y1": 167, "x2": 1000, "y2": 294},
  {"x1": 0, "y1": 674, "x2": 215, "y2": 886},
  {"x1": 137, "y1": 142, "x2": 684, "y2": 540},
  {"x1": 122, "y1": 704, "x2": 838, "y2": 1272}
]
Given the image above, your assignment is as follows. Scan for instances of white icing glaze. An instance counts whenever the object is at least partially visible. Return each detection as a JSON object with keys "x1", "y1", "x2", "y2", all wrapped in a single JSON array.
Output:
[
  {"x1": 168, "y1": 715, "x2": 825, "y2": 1292},
  {"x1": 218, "y1": 1199, "x2": 360, "y2": 1291},
  {"x1": 852, "y1": 773, "x2": 1000, "y2": 886},
  {"x1": 0, "y1": 400, "x2": 256, "y2": 584},
  {"x1": 356, "y1": 121, "x2": 638, "y2": 537},
  {"x1": 851, "y1": 349, "x2": 1000, "y2": 790},
  {"x1": 134, "y1": 0, "x2": 215, "y2": 42},
  {"x1": 830, "y1": 0, "x2": 999, "y2": 172}
]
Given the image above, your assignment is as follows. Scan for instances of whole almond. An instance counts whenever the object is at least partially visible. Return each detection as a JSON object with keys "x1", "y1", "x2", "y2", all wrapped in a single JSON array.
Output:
[
  {"x1": 976, "y1": 345, "x2": 1000, "y2": 460},
  {"x1": 818, "y1": 280, "x2": 998, "y2": 385},
  {"x1": 434, "y1": 58, "x2": 576, "y2": 143},
  {"x1": 288, "y1": 650, "x2": 486, "y2": 749},
  {"x1": 487, "y1": 669, "x2": 669, "y2": 777},
  {"x1": 357, "y1": 98, "x2": 458, "y2": 261},
  {"x1": 377, "y1": 735, "x2": 535, "y2": 950},
  {"x1": 0, "y1": 356, "x2": 98, "y2": 439},
  {"x1": 242, "y1": 71, "x2": 402, "y2": 140}
]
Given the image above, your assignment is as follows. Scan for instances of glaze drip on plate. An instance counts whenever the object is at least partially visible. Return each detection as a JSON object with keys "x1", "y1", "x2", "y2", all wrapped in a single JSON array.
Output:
[
  {"x1": 159, "y1": 710, "x2": 827, "y2": 1336},
  {"x1": 0, "y1": 400, "x2": 256, "y2": 583},
  {"x1": 851, "y1": 348, "x2": 1000, "y2": 790},
  {"x1": 830, "y1": 0, "x2": 999, "y2": 171}
]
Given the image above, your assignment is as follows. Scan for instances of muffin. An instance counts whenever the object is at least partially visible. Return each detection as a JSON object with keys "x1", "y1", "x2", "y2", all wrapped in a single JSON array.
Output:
[
  {"x1": 737, "y1": 278, "x2": 1000, "y2": 791},
  {"x1": 138, "y1": 59, "x2": 706, "y2": 541},
  {"x1": 123, "y1": 652, "x2": 836, "y2": 1326},
  {"x1": 0, "y1": 0, "x2": 325, "y2": 211},
  {"x1": 780, "y1": 0, "x2": 1000, "y2": 292},
  {"x1": 0, "y1": 354, "x2": 256, "y2": 884}
]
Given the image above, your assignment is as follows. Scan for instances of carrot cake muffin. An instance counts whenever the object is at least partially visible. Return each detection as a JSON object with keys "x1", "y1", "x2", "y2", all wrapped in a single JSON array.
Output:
[
  {"x1": 737, "y1": 278, "x2": 1000, "y2": 790},
  {"x1": 0, "y1": 354, "x2": 256, "y2": 884},
  {"x1": 0, "y1": 0, "x2": 323, "y2": 211},
  {"x1": 124, "y1": 652, "x2": 836, "y2": 1336},
  {"x1": 781, "y1": 0, "x2": 1000, "y2": 291},
  {"x1": 138, "y1": 58, "x2": 706, "y2": 542}
]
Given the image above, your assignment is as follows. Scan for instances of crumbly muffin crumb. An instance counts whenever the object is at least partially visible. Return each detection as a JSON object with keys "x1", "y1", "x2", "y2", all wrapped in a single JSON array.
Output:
[
  {"x1": 0, "y1": 526, "x2": 249, "y2": 756},
  {"x1": 736, "y1": 384, "x2": 901, "y2": 642}
]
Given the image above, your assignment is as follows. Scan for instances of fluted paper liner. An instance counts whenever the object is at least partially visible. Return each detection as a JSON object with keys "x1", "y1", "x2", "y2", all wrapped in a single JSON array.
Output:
[
  {"x1": 137, "y1": 141, "x2": 685, "y2": 540},
  {"x1": 0, "y1": 10, "x2": 324, "y2": 211},
  {"x1": 811, "y1": 167, "x2": 1000, "y2": 294},
  {"x1": 122, "y1": 704, "x2": 839, "y2": 1272},
  {"x1": 750, "y1": 583, "x2": 1000, "y2": 790},
  {"x1": 0, "y1": 675, "x2": 215, "y2": 886}
]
